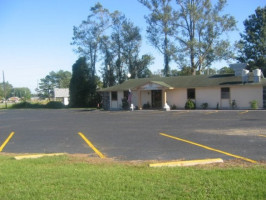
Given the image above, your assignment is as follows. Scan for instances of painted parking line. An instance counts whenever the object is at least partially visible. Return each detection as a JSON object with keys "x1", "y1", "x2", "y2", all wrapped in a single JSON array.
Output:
[
  {"x1": 160, "y1": 132, "x2": 257, "y2": 163},
  {"x1": 205, "y1": 111, "x2": 218, "y2": 115},
  {"x1": 78, "y1": 132, "x2": 105, "y2": 158},
  {"x1": 149, "y1": 158, "x2": 224, "y2": 167},
  {"x1": 0, "y1": 132, "x2": 15, "y2": 152},
  {"x1": 14, "y1": 153, "x2": 65, "y2": 160},
  {"x1": 239, "y1": 110, "x2": 249, "y2": 114},
  {"x1": 258, "y1": 135, "x2": 266, "y2": 138}
]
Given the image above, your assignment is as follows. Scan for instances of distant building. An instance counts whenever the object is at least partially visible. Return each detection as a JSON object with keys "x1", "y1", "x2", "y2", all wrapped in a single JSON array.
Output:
[
  {"x1": 54, "y1": 88, "x2": 69, "y2": 105},
  {"x1": 99, "y1": 65, "x2": 266, "y2": 110}
]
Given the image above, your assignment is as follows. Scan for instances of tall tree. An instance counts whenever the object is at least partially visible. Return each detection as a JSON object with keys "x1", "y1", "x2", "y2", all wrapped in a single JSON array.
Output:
[
  {"x1": 0, "y1": 82, "x2": 13, "y2": 100},
  {"x1": 13, "y1": 88, "x2": 31, "y2": 100},
  {"x1": 138, "y1": 0, "x2": 178, "y2": 77},
  {"x1": 174, "y1": 0, "x2": 236, "y2": 75},
  {"x1": 72, "y1": 3, "x2": 111, "y2": 78},
  {"x1": 99, "y1": 35, "x2": 116, "y2": 87},
  {"x1": 237, "y1": 6, "x2": 266, "y2": 75},
  {"x1": 121, "y1": 19, "x2": 142, "y2": 79},
  {"x1": 69, "y1": 57, "x2": 90, "y2": 107},
  {"x1": 111, "y1": 11, "x2": 127, "y2": 83}
]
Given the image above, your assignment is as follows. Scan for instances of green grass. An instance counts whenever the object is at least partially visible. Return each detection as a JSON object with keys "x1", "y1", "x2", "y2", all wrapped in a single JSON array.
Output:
[{"x1": 0, "y1": 155, "x2": 265, "y2": 200}]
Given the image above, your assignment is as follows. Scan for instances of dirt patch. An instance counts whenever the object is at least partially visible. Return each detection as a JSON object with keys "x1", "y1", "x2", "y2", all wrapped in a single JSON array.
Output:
[{"x1": 195, "y1": 128, "x2": 264, "y2": 136}]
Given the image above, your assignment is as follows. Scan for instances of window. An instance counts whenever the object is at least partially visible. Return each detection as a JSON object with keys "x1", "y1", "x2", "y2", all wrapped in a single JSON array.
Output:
[
  {"x1": 187, "y1": 88, "x2": 195, "y2": 99},
  {"x1": 111, "y1": 91, "x2": 117, "y2": 101},
  {"x1": 221, "y1": 87, "x2": 230, "y2": 99},
  {"x1": 123, "y1": 91, "x2": 129, "y2": 99}
]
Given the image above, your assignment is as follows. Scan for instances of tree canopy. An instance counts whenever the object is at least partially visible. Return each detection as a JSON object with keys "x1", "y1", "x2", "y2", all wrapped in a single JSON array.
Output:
[
  {"x1": 236, "y1": 6, "x2": 266, "y2": 75},
  {"x1": 36, "y1": 70, "x2": 71, "y2": 99}
]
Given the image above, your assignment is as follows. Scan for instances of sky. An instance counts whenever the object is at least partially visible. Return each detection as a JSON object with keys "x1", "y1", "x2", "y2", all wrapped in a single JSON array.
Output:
[{"x1": 0, "y1": 0, "x2": 265, "y2": 92}]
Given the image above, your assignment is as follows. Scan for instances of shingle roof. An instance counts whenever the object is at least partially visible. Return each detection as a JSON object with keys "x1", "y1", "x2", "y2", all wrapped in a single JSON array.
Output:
[{"x1": 99, "y1": 74, "x2": 266, "y2": 92}]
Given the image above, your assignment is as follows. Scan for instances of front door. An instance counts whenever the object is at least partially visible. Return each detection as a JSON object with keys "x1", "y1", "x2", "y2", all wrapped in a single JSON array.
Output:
[{"x1": 152, "y1": 90, "x2": 162, "y2": 108}]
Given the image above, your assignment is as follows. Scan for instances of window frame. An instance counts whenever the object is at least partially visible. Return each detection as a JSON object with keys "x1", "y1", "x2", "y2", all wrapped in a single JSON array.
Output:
[
  {"x1": 187, "y1": 88, "x2": 196, "y2": 99},
  {"x1": 221, "y1": 87, "x2": 230, "y2": 99},
  {"x1": 111, "y1": 91, "x2": 118, "y2": 101}
]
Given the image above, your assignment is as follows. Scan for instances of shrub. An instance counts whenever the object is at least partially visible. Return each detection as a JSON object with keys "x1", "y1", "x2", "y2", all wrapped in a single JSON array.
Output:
[
  {"x1": 201, "y1": 102, "x2": 208, "y2": 109},
  {"x1": 250, "y1": 100, "x2": 258, "y2": 109},
  {"x1": 171, "y1": 104, "x2": 177, "y2": 110},
  {"x1": 45, "y1": 101, "x2": 65, "y2": 109},
  {"x1": 122, "y1": 98, "x2": 129, "y2": 110},
  {"x1": 143, "y1": 102, "x2": 151, "y2": 109},
  {"x1": 185, "y1": 99, "x2": 196, "y2": 109},
  {"x1": 11, "y1": 102, "x2": 44, "y2": 109}
]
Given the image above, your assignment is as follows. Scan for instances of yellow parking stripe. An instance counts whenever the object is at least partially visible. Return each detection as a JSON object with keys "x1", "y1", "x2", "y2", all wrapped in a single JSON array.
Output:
[
  {"x1": 258, "y1": 135, "x2": 266, "y2": 138},
  {"x1": 149, "y1": 158, "x2": 223, "y2": 167},
  {"x1": 205, "y1": 111, "x2": 218, "y2": 115},
  {"x1": 239, "y1": 110, "x2": 249, "y2": 114},
  {"x1": 78, "y1": 132, "x2": 105, "y2": 158},
  {"x1": 160, "y1": 133, "x2": 257, "y2": 163},
  {"x1": 0, "y1": 132, "x2": 15, "y2": 152}
]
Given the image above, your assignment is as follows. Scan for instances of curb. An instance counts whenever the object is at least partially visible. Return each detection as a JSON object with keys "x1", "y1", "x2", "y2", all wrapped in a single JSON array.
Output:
[
  {"x1": 14, "y1": 153, "x2": 66, "y2": 160},
  {"x1": 149, "y1": 158, "x2": 223, "y2": 167}
]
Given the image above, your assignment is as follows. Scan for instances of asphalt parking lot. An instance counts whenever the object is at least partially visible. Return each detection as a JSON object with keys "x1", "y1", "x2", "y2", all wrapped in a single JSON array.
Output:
[{"x1": 0, "y1": 109, "x2": 265, "y2": 162}]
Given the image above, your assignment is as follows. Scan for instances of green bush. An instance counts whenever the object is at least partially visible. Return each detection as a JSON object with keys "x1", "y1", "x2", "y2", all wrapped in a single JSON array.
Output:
[
  {"x1": 185, "y1": 99, "x2": 196, "y2": 109},
  {"x1": 143, "y1": 102, "x2": 151, "y2": 109},
  {"x1": 45, "y1": 101, "x2": 65, "y2": 109},
  {"x1": 201, "y1": 102, "x2": 208, "y2": 109},
  {"x1": 11, "y1": 102, "x2": 44, "y2": 109},
  {"x1": 122, "y1": 98, "x2": 129, "y2": 110},
  {"x1": 250, "y1": 100, "x2": 258, "y2": 109},
  {"x1": 171, "y1": 104, "x2": 177, "y2": 110}
]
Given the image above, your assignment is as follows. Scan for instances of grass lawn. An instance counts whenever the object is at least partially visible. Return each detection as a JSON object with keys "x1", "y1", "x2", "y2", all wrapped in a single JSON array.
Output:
[{"x1": 0, "y1": 155, "x2": 265, "y2": 200}]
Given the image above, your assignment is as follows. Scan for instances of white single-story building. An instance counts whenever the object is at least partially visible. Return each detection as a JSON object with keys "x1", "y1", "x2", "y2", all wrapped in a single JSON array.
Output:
[
  {"x1": 54, "y1": 88, "x2": 69, "y2": 105},
  {"x1": 99, "y1": 66, "x2": 266, "y2": 110}
]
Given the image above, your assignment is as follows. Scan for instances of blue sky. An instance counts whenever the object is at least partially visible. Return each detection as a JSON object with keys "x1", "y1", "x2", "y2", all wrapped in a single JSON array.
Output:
[{"x1": 0, "y1": 0, "x2": 265, "y2": 92}]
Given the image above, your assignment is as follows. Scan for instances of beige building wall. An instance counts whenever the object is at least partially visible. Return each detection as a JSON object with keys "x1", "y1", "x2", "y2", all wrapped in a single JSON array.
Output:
[
  {"x1": 141, "y1": 91, "x2": 151, "y2": 106},
  {"x1": 167, "y1": 89, "x2": 187, "y2": 108},
  {"x1": 196, "y1": 87, "x2": 220, "y2": 108},
  {"x1": 231, "y1": 85, "x2": 263, "y2": 109}
]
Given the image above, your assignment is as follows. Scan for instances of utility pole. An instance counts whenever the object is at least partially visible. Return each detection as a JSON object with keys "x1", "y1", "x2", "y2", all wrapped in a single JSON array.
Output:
[{"x1": 2, "y1": 71, "x2": 7, "y2": 109}]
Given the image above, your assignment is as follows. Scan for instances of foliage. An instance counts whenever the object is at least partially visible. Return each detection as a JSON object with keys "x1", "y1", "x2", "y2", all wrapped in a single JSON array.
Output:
[
  {"x1": 143, "y1": 102, "x2": 151, "y2": 109},
  {"x1": 218, "y1": 67, "x2": 235, "y2": 74},
  {"x1": 72, "y1": 3, "x2": 111, "y2": 78},
  {"x1": 12, "y1": 87, "x2": 31, "y2": 100},
  {"x1": 171, "y1": 104, "x2": 177, "y2": 110},
  {"x1": 250, "y1": 100, "x2": 258, "y2": 109},
  {"x1": 201, "y1": 103, "x2": 208, "y2": 109},
  {"x1": 0, "y1": 82, "x2": 13, "y2": 99},
  {"x1": 138, "y1": 0, "x2": 178, "y2": 76},
  {"x1": 185, "y1": 99, "x2": 196, "y2": 109},
  {"x1": 174, "y1": 0, "x2": 236, "y2": 75},
  {"x1": 122, "y1": 97, "x2": 129, "y2": 110},
  {"x1": 69, "y1": 57, "x2": 91, "y2": 108},
  {"x1": 45, "y1": 101, "x2": 65, "y2": 109},
  {"x1": 72, "y1": 3, "x2": 153, "y2": 87},
  {"x1": 236, "y1": 6, "x2": 266, "y2": 75},
  {"x1": 36, "y1": 70, "x2": 71, "y2": 100},
  {"x1": 10, "y1": 101, "x2": 65, "y2": 109}
]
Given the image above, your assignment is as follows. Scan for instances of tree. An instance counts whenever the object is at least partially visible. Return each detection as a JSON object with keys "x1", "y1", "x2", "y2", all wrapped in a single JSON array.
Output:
[
  {"x1": 36, "y1": 70, "x2": 71, "y2": 99},
  {"x1": 0, "y1": 82, "x2": 13, "y2": 100},
  {"x1": 69, "y1": 57, "x2": 90, "y2": 107},
  {"x1": 236, "y1": 6, "x2": 266, "y2": 75},
  {"x1": 174, "y1": 0, "x2": 236, "y2": 75},
  {"x1": 218, "y1": 66, "x2": 234, "y2": 74},
  {"x1": 99, "y1": 35, "x2": 116, "y2": 87},
  {"x1": 111, "y1": 11, "x2": 127, "y2": 83},
  {"x1": 13, "y1": 88, "x2": 31, "y2": 100},
  {"x1": 138, "y1": 0, "x2": 178, "y2": 77},
  {"x1": 72, "y1": 3, "x2": 111, "y2": 79}
]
